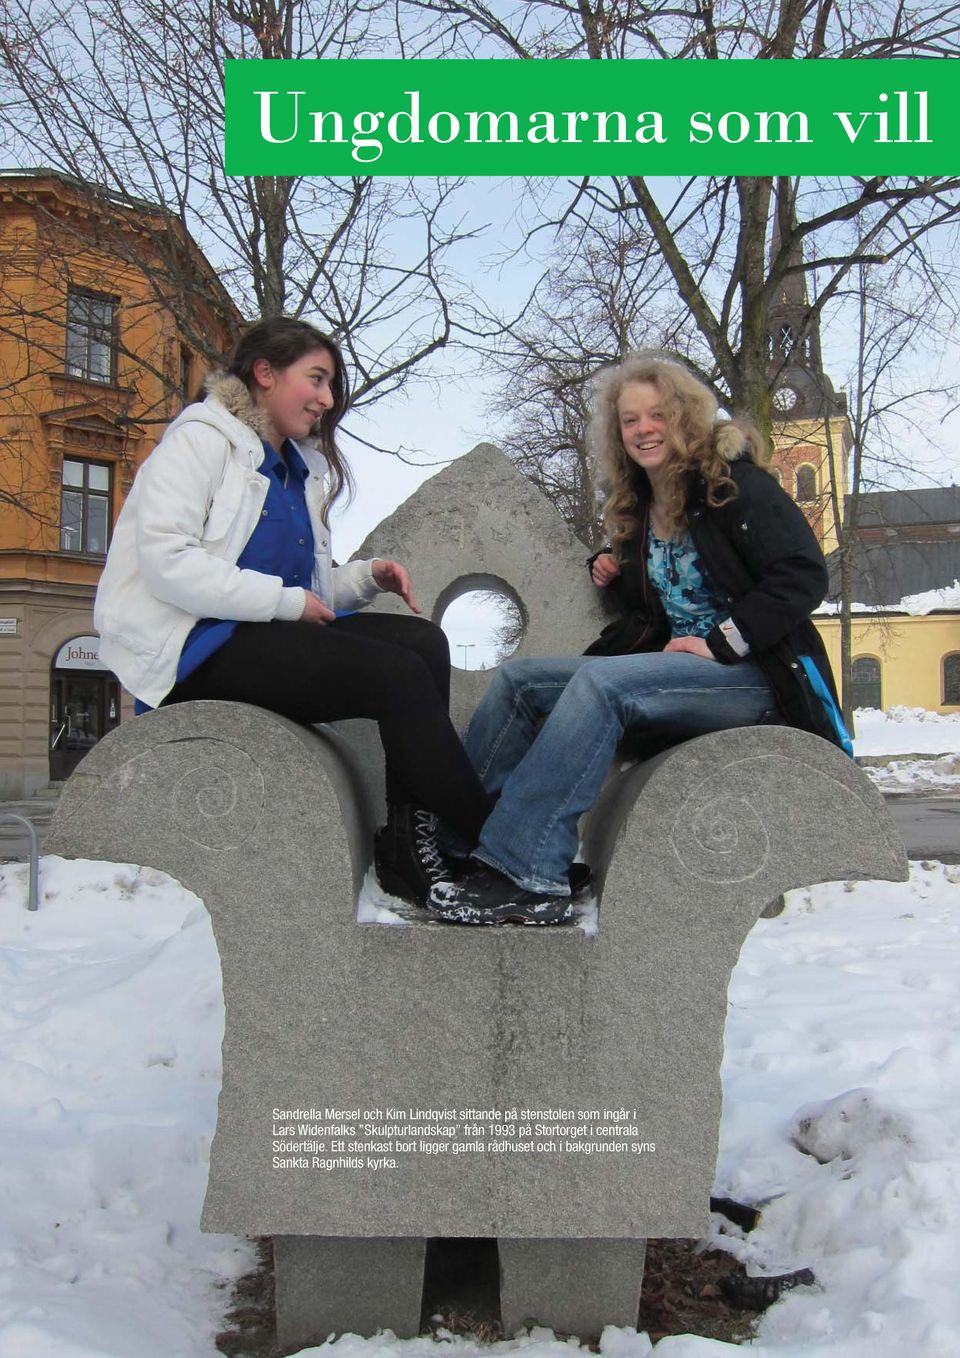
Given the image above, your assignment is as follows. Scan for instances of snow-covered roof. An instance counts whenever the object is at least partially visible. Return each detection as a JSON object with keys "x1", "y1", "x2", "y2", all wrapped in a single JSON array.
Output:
[{"x1": 815, "y1": 578, "x2": 960, "y2": 616}]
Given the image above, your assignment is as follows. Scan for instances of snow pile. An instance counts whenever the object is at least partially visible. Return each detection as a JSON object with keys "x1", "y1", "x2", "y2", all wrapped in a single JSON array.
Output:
[
  {"x1": 853, "y1": 705, "x2": 960, "y2": 756},
  {"x1": 863, "y1": 752, "x2": 960, "y2": 794},
  {"x1": 0, "y1": 856, "x2": 254, "y2": 1358},
  {"x1": 3, "y1": 856, "x2": 960, "y2": 1356},
  {"x1": 357, "y1": 867, "x2": 411, "y2": 924},
  {"x1": 714, "y1": 863, "x2": 960, "y2": 1357},
  {"x1": 298, "y1": 1328, "x2": 655, "y2": 1358},
  {"x1": 790, "y1": 1086, "x2": 931, "y2": 1163}
]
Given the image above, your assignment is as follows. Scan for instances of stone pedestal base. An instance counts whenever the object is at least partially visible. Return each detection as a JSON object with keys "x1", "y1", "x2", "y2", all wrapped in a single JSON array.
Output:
[
  {"x1": 273, "y1": 1235, "x2": 648, "y2": 1346},
  {"x1": 274, "y1": 1236, "x2": 428, "y2": 1348},
  {"x1": 499, "y1": 1238, "x2": 647, "y2": 1337}
]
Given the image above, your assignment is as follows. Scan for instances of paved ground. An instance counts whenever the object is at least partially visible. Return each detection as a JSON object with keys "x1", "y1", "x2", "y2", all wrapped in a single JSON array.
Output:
[{"x1": 884, "y1": 796, "x2": 960, "y2": 864}]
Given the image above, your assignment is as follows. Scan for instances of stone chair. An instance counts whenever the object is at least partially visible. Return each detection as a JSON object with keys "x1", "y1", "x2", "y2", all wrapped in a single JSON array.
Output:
[{"x1": 45, "y1": 446, "x2": 907, "y2": 1348}]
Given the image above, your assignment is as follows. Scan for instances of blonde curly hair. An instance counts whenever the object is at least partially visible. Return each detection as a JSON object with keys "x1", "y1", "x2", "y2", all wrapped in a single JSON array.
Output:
[{"x1": 589, "y1": 352, "x2": 763, "y2": 549}]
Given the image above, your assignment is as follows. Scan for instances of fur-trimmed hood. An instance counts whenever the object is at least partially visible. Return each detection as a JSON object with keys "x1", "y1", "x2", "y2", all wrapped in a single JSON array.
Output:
[
  {"x1": 163, "y1": 370, "x2": 325, "y2": 474},
  {"x1": 202, "y1": 369, "x2": 323, "y2": 443},
  {"x1": 713, "y1": 419, "x2": 755, "y2": 463},
  {"x1": 202, "y1": 369, "x2": 275, "y2": 439}
]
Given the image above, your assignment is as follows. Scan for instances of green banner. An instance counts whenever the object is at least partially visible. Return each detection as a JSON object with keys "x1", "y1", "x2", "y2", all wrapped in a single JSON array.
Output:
[{"x1": 224, "y1": 59, "x2": 955, "y2": 176}]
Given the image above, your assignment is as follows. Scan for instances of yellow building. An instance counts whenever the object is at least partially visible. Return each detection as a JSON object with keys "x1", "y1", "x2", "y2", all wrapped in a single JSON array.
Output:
[
  {"x1": 815, "y1": 488, "x2": 960, "y2": 715},
  {"x1": 817, "y1": 613, "x2": 959, "y2": 713},
  {"x1": 0, "y1": 169, "x2": 239, "y2": 796}
]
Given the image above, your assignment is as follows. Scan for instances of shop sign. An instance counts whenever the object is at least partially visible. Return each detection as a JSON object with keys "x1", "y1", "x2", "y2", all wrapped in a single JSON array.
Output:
[{"x1": 54, "y1": 635, "x2": 109, "y2": 672}]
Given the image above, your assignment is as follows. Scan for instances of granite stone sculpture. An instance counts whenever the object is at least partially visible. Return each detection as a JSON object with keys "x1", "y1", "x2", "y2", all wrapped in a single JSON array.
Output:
[{"x1": 46, "y1": 444, "x2": 907, "y2": 1346}]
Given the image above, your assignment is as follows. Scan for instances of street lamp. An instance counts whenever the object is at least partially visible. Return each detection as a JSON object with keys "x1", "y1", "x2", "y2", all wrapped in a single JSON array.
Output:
[{"x1": 458, "y1": 643, "x2": 476, "y2": 669}]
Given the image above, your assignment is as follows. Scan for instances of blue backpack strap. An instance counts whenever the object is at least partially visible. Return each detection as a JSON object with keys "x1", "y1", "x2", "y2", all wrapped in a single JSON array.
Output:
[{"x1": 797, "y1": 655, "x2": 854, "y2": 757}]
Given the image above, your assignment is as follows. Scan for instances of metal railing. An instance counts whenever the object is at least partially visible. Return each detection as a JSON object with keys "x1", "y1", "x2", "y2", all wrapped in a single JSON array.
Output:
[{"x1": 0, "y1": 814, "x2": 39, "y2": 910}]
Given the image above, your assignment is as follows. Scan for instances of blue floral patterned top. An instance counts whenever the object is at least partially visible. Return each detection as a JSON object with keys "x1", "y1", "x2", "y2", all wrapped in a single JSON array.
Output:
[{"x1": 647, "y1": 528, "x2": 726, "y2": 638}]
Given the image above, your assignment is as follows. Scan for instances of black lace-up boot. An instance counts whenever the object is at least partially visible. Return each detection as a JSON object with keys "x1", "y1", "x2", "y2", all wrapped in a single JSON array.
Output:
[
  {"x1": 426, "y1": 863, "x2": 575, "y2": 926},
  {"x1": 373, "y1": 804, "x2": 463, "y2": 907}
]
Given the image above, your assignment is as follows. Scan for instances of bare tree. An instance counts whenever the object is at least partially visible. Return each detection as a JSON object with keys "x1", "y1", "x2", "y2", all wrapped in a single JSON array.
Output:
[
  {"x1": 820, "y1": 262, "x2": 960, "y2": 722},
  {"x1": 396, "y1": 0, "x2": 960, "y2": 444},
  {"x1": 0, "y1": 0, "x2": 481, "y2": 436},
  {"x1": 484, "y1": 589, "x2": 525, "y2": 662},
  {"x1": 488, "y1": 220, "x2": 669, "y2": 546}
]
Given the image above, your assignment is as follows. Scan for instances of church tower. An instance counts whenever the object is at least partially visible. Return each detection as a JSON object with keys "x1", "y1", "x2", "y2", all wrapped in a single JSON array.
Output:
[{"x1": 766, "y1": 186, "x2": 852, "y2": 552}]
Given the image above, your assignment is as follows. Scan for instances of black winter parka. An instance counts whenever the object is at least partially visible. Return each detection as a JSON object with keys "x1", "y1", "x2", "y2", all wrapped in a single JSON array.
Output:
[{"x1": 585, "y1": 455, "x2": 845, "y2": 747}]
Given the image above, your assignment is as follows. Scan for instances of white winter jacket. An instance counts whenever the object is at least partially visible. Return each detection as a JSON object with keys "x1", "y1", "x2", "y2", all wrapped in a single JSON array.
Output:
[{"x1": 95, "y1": 373, "x2": 382, "y2": 708}]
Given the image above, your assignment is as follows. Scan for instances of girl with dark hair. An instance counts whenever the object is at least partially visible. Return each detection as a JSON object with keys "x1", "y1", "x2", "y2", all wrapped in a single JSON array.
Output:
[
  {"x1": 427, "y1": 353, "x2": 845, "y2": 926},
  {"x1": 95, "y1": 317, "x2": 492, "y2": 903}
]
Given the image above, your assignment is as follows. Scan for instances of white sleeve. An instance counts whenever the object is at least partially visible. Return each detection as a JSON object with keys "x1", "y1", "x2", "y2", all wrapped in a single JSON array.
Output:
[
  {"x1": 134, "y1": 427, "x2": 302, "y2": 622},
  {"x1": 331, "y1": 557, "x2": 383, "y2": 612}
]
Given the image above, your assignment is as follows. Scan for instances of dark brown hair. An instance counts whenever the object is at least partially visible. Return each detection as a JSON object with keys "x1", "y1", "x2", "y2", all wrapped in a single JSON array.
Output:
[{"x1": 227, "y1": 318, "x2": 353, "y2": 525}]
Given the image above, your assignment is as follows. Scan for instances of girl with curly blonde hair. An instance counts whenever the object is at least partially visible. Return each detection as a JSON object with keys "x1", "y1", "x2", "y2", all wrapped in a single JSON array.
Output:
[
  {"x1": 427, "y1": 353, "x2": 842, "y2": 927},
  {"x1": 592, "y1": 351, "x2": 763, "y2": 548}
]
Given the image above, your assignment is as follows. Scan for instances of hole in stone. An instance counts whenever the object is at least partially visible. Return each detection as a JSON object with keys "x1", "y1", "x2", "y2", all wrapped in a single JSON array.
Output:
[
  {"x1": 437, "y1": 576, "x2": 527, "y2": 671},
  {"x1": 420, "y1": 1238, "x2": 502, "y2": 1334}
]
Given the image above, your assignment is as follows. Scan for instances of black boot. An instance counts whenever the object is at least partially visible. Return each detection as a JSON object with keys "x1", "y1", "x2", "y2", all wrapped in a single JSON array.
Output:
[
  {"x1": 426, "y1": 862, "x2": 575, "y2": 926},
  {"x1": 373, "y1": 804, "x2": 463, "y2": 907}
]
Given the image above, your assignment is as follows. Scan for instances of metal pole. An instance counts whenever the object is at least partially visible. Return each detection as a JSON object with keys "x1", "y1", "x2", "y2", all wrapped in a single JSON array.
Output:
[
  {"x1": 0, "y1": 814, "x2": 40, "y2": 910},
  {"x1": 458, "y1": 643, "x2": 476, "y2": 669}
]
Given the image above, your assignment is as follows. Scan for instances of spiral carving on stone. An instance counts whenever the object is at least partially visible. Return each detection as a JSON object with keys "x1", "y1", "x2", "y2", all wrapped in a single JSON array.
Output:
[
  {"x1": 670, "y1": 783, "x2": 770, "y2": 884},
  {"x1": 169, "y1": 741, "x2": 266, "y2": 850}
]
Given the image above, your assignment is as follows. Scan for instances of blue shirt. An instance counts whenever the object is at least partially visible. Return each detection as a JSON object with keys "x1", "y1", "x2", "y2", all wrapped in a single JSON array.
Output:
[
  {"x1": 647, "y1": 528, "x2": 726, "y2": 639},
  {"x1": 135, "y1": 439, "x2": 315, "y2": 713}
]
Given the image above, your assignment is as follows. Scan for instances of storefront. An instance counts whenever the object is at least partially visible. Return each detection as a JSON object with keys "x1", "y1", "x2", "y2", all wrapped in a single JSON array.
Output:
[{"x1": 49, "y1": 635, "x2": 121, "y2": 782}]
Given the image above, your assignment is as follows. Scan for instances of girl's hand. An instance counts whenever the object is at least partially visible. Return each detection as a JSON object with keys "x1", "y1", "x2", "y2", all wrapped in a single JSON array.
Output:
[
  {"x1": 372, "y1": 559, "x2": 421, "y2": 614},
  {"x1": 301, "y1": 591, "x2": 336, "y2": 624},
  {"x1": 591, "y1": 553, "x2": 621, "y2": 587},
  {"x1": 664, "y1": 635, "x2": 714, "y2": 660}
]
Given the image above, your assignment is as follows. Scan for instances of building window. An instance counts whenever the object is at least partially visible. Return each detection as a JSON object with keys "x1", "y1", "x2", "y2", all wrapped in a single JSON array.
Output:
[
  {"x1": 851, "y1": 655, "x2": 882, "y2": 711},
  {"x1": 777, "y1": 322, "x2": 795, "y2": 356},
  {"x1": 66, "y1": 289, "x2": 118, "y2": 384},
  {"x1": 944, "y1": 653, "x2": 960, "y2": 706},
  {"x1": 795, "y1": 464, "x2": 817, "y2": 502},
  {"x1": 180, "y1": 346, "x2": 192, "y2": 399},
  {"x1": 60, "y1": 458, "x2": 112, "y2": 555}
]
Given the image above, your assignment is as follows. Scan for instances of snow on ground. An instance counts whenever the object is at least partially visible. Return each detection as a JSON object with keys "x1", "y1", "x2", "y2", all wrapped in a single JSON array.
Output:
[
  {"x1": 0, "y1": 857, "x2": 254, "y2": 1358},
  {"x1": 853, "y1": 706, "x2": 960, "y2": 759},
  {"x1": 711, "y1": 863, "x2": 960, "y2": 1357},
  {"x1": 2, "y1": 853, "x2": 960, "y2": 1357},
  {"x1": 858, "y1": 706, "x2": 960, "y2": 793},
  {"x1": 853, "y1": 707, "x2": 960, "y2": 793},
  {"x1": 862, "y1": 753, "x2": 960, "y2": 795}
]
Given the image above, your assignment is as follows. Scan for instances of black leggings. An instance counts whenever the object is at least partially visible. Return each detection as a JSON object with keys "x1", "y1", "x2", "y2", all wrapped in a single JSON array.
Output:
[{"x1": 163, "y1": 613, "x2": 492, "y2": 843}]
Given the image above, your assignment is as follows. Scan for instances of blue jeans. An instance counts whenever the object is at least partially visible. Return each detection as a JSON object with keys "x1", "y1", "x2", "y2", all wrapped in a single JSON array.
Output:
[{"x1": 461, "y1": 652, "x2": 778, "y2": 894}]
